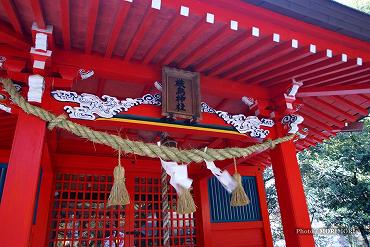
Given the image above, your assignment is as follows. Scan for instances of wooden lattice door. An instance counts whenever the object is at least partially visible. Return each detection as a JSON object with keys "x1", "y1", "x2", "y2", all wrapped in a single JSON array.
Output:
[{"x1": 48, "y1": 172, "x2": 197, "y2": 247}]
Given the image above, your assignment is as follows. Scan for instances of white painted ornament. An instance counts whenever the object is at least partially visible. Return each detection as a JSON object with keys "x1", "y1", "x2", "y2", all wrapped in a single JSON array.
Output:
[
  {"x1": 281, "y1": 114, "x2": 304, "y2": 134},
  {"x1": 79, "y1": 69, "x2": 94, "y2": 80},
  {"x1": 0, "y1": 103, "x2": 11, "y2": 113},
  {"x1": 28, "y1": 75, "x2": 45, "y2": 103},
  {"x1": 0, "y1": 56, "x2": 6, "y2": 68},
  {"x1": 51, "y1": 90, "x2": 161, "y2": 120}
]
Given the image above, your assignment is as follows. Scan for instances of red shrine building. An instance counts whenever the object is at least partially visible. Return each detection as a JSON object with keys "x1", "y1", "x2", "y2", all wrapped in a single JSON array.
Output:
[{"x1": 0, "y1": 0, "x2": 369, "y2": 246}]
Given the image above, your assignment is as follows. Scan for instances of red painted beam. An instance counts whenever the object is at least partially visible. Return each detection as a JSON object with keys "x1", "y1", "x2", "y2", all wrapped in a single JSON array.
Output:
[
  {"x1": 143, "y1": 15, "x2": 185, "y2": 64},
  {"x1": 162, "y1": 19, "x2": 210, "y2": 65},
  {"x1": 238, "y1": 46, "x2": 312, "y2": 82},
  {"x1": 51, "y1": 49, "x2": 270, "y2": 98},
  {"x1": 264, "y1": 54, "x2": 343, "y2": 87},
  {"x1": 306, "y1": 97, "x2": 357, "y2": 122},
  {"x1": 295, "y1": 59, "x2": 359, "y2": 82},
  {"x1": 162, "y1": 0, "x2": 370, "y2": 60},
  {"x1": 178, "y1": 25, "x2": 229, "y2": 68},
  {"x1": 0, "y1": 0, "x2": 23, "y2": 34},
  {"x1": 0, "y1": 24, "x2": 30, "y2": 50},
  {"x1": 209, "y1": 34, "x2": 272, "y2": 77},
  {"x1": 332, "y1": 96, "x2": 369, "y2": 116},
  {"x1": 104, "y1": 2, "x2": 131, "y2": 58},
  {"x1": 298, "y1": 84, "x2": 370, "y2": 97},
  {"x1": 299, "y1": 111, "x2": 335, "y2": 133},
  {"x1": 196, "y1": 29, "x2": 248, "y2": 71},
  {"x1": 304, "y1": 65, "x2": 370, "y2": 87},
  {"x1": 60, "y1": 0, "x2": 71, "y2": 50},
  {"x1": 124, "y1": 8, "x2": 158, "y2": 61},
  {"x1": 85, "y1": 0, "x2": 100, "y2": 54},
  {"x1": 255, "y1": 50, "x2": 328, "y2": 85},
  {"x1": 327, "y1": 73, "x2": 370, "y2": 87},
  {"x1": 229, "y1": 40, "x2": 294, "y2": 80},
  {"x1": 303, "y1": 106, "x2": 342, "y2": 129},
  {"x1": 29, "y1": 0, "x2": 45, "y2": 29}
]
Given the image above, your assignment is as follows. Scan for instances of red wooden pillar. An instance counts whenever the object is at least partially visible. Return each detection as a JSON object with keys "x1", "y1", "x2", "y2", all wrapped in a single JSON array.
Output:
[
  {"x1": 0, "y1": 111, "x2": 46, "y2": 247},
  {"x1": 30, "y1": 144, "x2": 55, "y2": 247},
  {"x1": 256, "y1": 170, "x2": 273, "y2": 247},
  {"x1": 270, "y1": 126, "x2": 315, "y2": 246},
  {"x1": 193, "y1": 177, "x2": 213, "y2": 247}
]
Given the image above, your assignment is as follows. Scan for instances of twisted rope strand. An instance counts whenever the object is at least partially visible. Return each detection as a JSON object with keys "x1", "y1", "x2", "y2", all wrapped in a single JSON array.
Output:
[{"x1": 1, "y1": 78, "x2": 294, "y2": 163}]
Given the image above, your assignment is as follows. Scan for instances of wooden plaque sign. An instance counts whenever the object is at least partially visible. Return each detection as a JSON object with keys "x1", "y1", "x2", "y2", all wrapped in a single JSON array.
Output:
[{"x1": 162, "y1": 67, "x2": 201, "y2": 120}]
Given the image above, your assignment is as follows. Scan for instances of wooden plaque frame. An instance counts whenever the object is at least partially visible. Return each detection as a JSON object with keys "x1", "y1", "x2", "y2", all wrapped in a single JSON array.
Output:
[{"x1": 162, "y1": 67, "x2": 201, "y2": 120}]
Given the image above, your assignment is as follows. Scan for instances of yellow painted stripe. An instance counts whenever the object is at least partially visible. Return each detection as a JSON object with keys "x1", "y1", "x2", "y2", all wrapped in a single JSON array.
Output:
[{"x1": 96, "y1": 117, "x2": 245, "y2": 136}]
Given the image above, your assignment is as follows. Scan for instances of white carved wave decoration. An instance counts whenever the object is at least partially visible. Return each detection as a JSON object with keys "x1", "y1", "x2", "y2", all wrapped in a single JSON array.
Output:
[
  {"x1": 201, "y1": 102, "x2": 273, "y2": 139},
  {"x1": 51, "y1": 90, "x2": 161, "y2": 120},
  {"x1": 51, "y1": 91, "x2": 274, "y2": 138}
]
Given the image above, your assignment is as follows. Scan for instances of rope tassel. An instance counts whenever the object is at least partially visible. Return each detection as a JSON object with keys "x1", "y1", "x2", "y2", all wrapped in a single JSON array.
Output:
[
  {"x1": 177, "y1": 186, "x2": 196, "y2": 214},
  {"x1": 230, "y1": 158, "x2": 250, "y2": 207},
  {"x1": 107, "y1": 149, "x2": 130, "y2": 207}
]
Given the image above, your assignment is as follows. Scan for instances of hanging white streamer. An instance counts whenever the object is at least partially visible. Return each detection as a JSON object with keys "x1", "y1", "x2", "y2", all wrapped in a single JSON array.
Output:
[
  {"x1": 205, "y1": 160, "x2": 237, "y2": 193},
  {"x1": 160, "y1": 159, "x2": 193, "y2": 194}
]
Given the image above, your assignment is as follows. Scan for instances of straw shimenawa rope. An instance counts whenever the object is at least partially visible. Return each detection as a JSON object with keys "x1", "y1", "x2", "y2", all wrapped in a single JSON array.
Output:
[{"x1": 0, "y1": 78, "x2": 294, "y2": 163}]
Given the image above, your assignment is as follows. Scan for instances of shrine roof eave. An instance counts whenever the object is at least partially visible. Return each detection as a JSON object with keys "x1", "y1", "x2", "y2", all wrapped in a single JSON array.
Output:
[{"x1": 243, "y1": 0, "x2": 370, "y2": 43}]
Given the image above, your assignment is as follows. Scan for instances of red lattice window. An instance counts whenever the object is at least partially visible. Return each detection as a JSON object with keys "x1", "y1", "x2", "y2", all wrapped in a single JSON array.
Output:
[
  {"x1": 133, "y1": 176, "x2": 196, "y2": 247},
  {"x1": 49, "y1": 173, "x2": 196, "y2": 247}
]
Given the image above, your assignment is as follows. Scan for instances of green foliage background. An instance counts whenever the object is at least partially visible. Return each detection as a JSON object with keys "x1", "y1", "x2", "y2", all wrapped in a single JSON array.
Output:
[{"x1": 264, "y1": 118, "x2": 370, "y2": 246}]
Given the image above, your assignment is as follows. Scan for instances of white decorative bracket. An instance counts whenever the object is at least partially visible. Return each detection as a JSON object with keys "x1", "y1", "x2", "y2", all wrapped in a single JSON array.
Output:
[
  {"x1": 30, "y1": 22, "x2": 53, "y2": 72},
  {"x1": 0, "y1": 103, "x2": 11, "y2": 113},
  {"x1": 281, "y1": 114, "x2": 304, "y2": 134},
  {"x1": 0, "y1": 56, "x2": 6, "y2": 68},
  {"x1": 28, "y1": 75, "x2": 45, "y2": 103},
  {"x1": 79, "y1": 69, "x2": 94, "y2": 80},
  {"x1": 284, "y1": 79, "x2": 303, "y2": 112}
]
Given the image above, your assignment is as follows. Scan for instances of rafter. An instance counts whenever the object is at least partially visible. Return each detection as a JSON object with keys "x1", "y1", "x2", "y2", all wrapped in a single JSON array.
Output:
[
  {"x1": 143, "y1": 15, "x2": 184, "y2": 64},
  {"x1": 332, "y1": 96, "x2": 369, "y2": 116},
  {"x1": 0, "y1": 0, "x2": 23, "y2": 34},
  {"x1": 196, "y1": 29, "x2": 248, "y2": 71},
  {"x1": 263, "y1": 54, "x2": 343, "y2": 87},
  {"x1": 238, "y1": 46, "x2": 311, "y2": 82},
  {"x1": 209, "y1": 34, "x2": 271, "y2": 77},
  {"x1": 228, "y1": 41, "x2": 294, "y2": 80},
  {"x1": 60, "y1": 0, "x2": 71, "y2": 50},
  {"x1": 104, "y1": 2, "x2": 131, "y2": 58},
  {"x1": 124, "y1": 8, "x2": 157, "y2": 61},
  {"x1": 29, "y1": 0, "x2": 45, "y2": 29},
  {"x1": 0, "y1": 23, "x2": 29, "y2": 50},
  {"x1": 178, "y1": 25, "x2": 229, "y2": 68},
  {"x1": 302, "y1": 105, "x2": 343, "y2": 127},
  {"x1": 328, "y1": 73, "x2": 370, "y2": 87},
  {"x1": 255, "y1": 50, "x2": 328, "y2": 85},
  {"x1": 298, "y1": 84, "x2": 370, "y2": 97},
  {"x1": 162, "y1": 19, "x2": 209, "y2": 65},
  {"x1": 295, "y1": 59, "x2": 359, "y2": 82},
  {"x1": 305, "y1": 65, "x2": 369, "y2": 87},
  {"x1": 299, "y1": 112, "x2": 335, "y2": 133},
  {"x1": 85, "y1": 0, "x2": 100, "y2": 54},
  {"x1": 307, "y1": 97, "x2": 357, "y2": 122}
]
